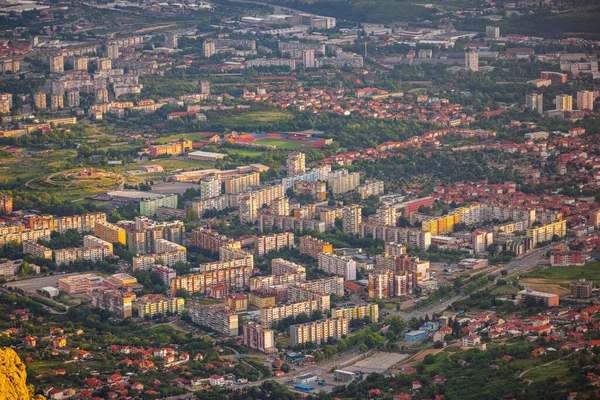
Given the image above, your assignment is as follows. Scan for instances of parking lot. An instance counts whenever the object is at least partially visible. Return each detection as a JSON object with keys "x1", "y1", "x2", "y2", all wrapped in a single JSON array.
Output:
[
  {"x1": 7, "y1": 273, "x2": 82, "y2": 294},
  {"x1": 343, "y1": 352, "x2": 409, "y2": 373}
]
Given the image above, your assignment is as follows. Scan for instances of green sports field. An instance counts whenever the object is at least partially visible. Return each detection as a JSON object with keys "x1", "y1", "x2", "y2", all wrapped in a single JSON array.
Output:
[{"x1": 254, "y1": 138, "x2": 308, "y2": 149}]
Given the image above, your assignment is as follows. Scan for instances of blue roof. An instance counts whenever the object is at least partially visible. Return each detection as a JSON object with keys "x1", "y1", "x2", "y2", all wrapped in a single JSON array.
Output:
[{"x1": 294, "y1": 385, "x2": 314, "y2": 391}]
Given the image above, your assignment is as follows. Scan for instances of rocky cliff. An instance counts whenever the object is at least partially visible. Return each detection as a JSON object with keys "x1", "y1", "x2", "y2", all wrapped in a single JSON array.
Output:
[{"x1": 0, "y1": 347, "x2": 44, "y2": 400}]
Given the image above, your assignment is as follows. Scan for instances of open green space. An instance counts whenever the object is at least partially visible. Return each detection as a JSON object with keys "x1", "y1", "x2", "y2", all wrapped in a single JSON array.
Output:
[
  {"x1": 254, "y1": 138, "x2": 308, "y2": 149},
  {"x1": 135, "y1": 158, "x2": 213, "y2": 172},
  {"x1": 490, "y1": 285, "x2": 519, "y2": 295},
  {"x1": 521, "y1": 359, "x2": 572, "y2": 382},
  {"x1": 221, "y1": 148, "x2": 265, "y2": 157},
  {"x1": 521, "y1": 262, "x2": 600, "y2": 284}
]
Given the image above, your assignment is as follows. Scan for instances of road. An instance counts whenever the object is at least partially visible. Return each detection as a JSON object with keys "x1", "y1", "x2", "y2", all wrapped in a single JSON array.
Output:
[{"x1": 392, "y1": 246, "x2": 549, "y2": 321}]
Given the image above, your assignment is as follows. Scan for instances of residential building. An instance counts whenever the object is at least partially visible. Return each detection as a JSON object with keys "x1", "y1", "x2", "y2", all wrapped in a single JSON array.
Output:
[
  {"x1": 342, "y1": 205, "x2": 362, "y2": 234},
  {"x1": 571, "y1": 279, "x2": 592, "y2": 298},
  {"x1": 137, "y1": 294, "x2": 185, "y2": 318},
  {"x1": 271, "y1": 258, "x2": 306, "y2": 277},
  {"x1": 150, "y1": 265, "x2": 177, "y2": 286},
  {"x1": 331, "y1": 304, "x2": 379, "y2": 323},
  {"x1": 34, "y1": 92, "x2": 46, "y2": 109},
  {"x1": 360, "y1": 223, "x2": 431, "y2": 250},
  {"x1": 293, "y1": 181, "x2": 326, "y2": 201},
  {"x1": 200, "y1": 175, "x2": 221, "y2": 199},
  {"x1": 56, "y1": 212, "x2": 107, "y2": 233},
  {"x1": 286, "y1": 152, "x2": 306, "y2": 176},
  {"x1": 189, "y1": 304, "x2": 239, "y2": 336},
  {"x1": 242, "y1": 322, "x2": 276, "y2": 353},
  {"x1": 526, "y1": 93, "x2": 543, "y2": 113},
  {"x1": 255, "y1": 232, "x2": 295, "y2": 256},
  {"x1": 462, "y1": 334, "x2": 482, "y2": 347},
  {"x1": 526, "y1": 220, "x2": 567, "y2": 247},
  {"x1": 106, "y1": 44, "x2": 120, "y2": 59},
  {"x1": 328, "y1": 170, "x2": 360, "y2": 195},
  {"x1": 169, "y1": 266, "x2": 252, "y2": 295},
  {"x1": 404, "y1": 330, "x2": 428, "y2": 341},
  {"x1": 258, "y1": 214, "x2": 325, "y2": 233},
  {"x1": 485, "y1": 26, "x2": 500, "y2": 38},
  {"x1": 290, "y1": 318, "x2": 349, "y2": 346},
  {"x1": 287, "y1": 285, "x2": 330, "y2": 311},
  {"x1": 224, "y1": 172, "x2": 260, "y2": 194},
  {"x1": 541, "y1": 71, "x2": 568, "y2": 84},
  {"x1": 53, "y1": 235, "x2": 113, "y2": 266},
  {"x1": 49, "y1": 55, "x2": 64, "y2": 73},
  {"x1": 269, "y1": 197, "x2": 290, "y2": 216},
  {"x1": 259, "y1": 300, "x2": 319, "y2": 326},
  {"x1": 318, "y1": 253, "x2": 357, "y2": 281},
  {"x1": 139, "y1": 194, "x2": 178, "y2": 217},
  {"x1": 50, "y1": 93, "x2": 64, "y2": 111},
  {"x1": 248, "y1": 290, "x2": 277, "y2": 308},
  {"x1": 91, "y1": 289, "x2": 136, "y2": 318},
  {"x1": 235, "y1": 184, "x2": 285, "y2": 222},
  {"x1": 577, "y1": 90, "x2": 594, "y2": 110},
  {"x1": 0, "y1": 194, "x2": 13, "y2": 215},
  {"x1": 203, "y1": 40, "x2": 216, "y2": 57},
  {"x1": 227, "y1": 294, "x2": 248, "y2": 311},
  {"x1": 192, "y1": 227, "x2": 240, "y2": 254},
  {"x1": 132, "y1": 250, "x2": 187, "y2": 271},
  {"x1": 358, "y1": 180, "x2": 384, "y2": 198},
  {"x1": 517, "y1": 289, "x2": 559, "y2": 307},
  {"x1": 296, "y1": 276, "x2": 344, "y2": 296},
  {"x1": 299, "y1": 236, "x2": 333, "y2": 259},
  {"x1": 164, "y1": 32, "x2": 178, "y2": 49},
  {"x1": 556, "y1": 95, "x2": 573, "y2": 111},
  {"x1": 94, "y1": 220, "x2": 127, "y2": 245},
  {"x1": 465, "y1": 51, "x2": 479, "y2": 72},
  {"x1": 550, "y1": 248, "x2": 583, "y2": 266},
  {"x1": 22, "y1": 241, "x2": 52, "y2": 259},
  {"x1": 67, "y1": 90, "x2": 80, "y2": 108}
]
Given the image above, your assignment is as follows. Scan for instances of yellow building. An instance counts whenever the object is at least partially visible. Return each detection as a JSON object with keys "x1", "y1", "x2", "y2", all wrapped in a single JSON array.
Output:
[
  {"x1": 248, "y1": 291, "x2": 277, "y2": 309},
  {"x1": 227, "y1": 294, "x2": 248, "y2": 311},
  {"x1": 331, "y1": 304, "x2": 379, "y2": 323},
  {"x1": 137, "y1": 294, "x2": 185, "y2": 318},
  {"x1": 94, "y1": 220, "x2": 127, "y2": 245},
  {"x1": 421, "y1": 213, "x2": 462, "y2": 235}
]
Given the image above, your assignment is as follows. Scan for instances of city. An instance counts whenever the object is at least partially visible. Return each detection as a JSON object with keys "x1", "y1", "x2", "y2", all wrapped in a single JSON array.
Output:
[{"x1": 1, "y1": 0, "x2": 600, "y2": 399}]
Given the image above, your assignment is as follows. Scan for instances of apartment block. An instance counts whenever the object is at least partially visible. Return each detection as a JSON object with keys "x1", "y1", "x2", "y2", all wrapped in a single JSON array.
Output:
[
  {"x1": 189, "y1": 305, "x2": 239, "y2": 336},
  {"x1": 227, "y1": 294, "x2": 248, "y2": 311},
  {"x1": 555, "y1": 94, "x2": 573, "y2": 111},
  {"x1": 384, "y1": 242, "x2": 406, "y2": 257},
  {"x1": 550, "y1": 248, "x2": 583, "y2": 266},
  {"x1": 570, "y1": 279, "x2": 592, "y2": 299},
  {"x1": 249, "y1": 272, "x2": 305, "y2": 291},
  {"x1": 368, "y1": 270, "x2": 409, "y2": 299},
  {"x1": 577, "y1": 90, "x2": 594, "y2": 110},
  {"x1": 319, "y1": 207, "x2": 344, "y2": 230},
  {"x1": 140, "y1": 194, "x2": 178, "y2": 217},
  {"x1": 248, "y1": 290, "x2": 277, "y2": 308},
  {"x1": 286, "y1": 152, "x2": 306, "y2": 177},
  {"x1": 358, "y1": 180, "x2": 384, "y2": 198},
  {"x1": 192, "y1": 227, "x2": 240, "y2": 254},
  {"x1": 318, "y1": 253, "x2": 357, "y2": 281},
  {"x1": 416, "y1": 213, "x2": 462, "y2": 235},
  {"x1": 132, "y1": 250, "x2": 187, "y2": 271},
  {"x1": 299, "y1": 236, "x2": 333, "y2": 259},
  {"x1": 525, "y1": 93, "x2": 544, "y2": 113},
  {"x1": 94, "y1": 220, "x2": 127, "y2": 245},
  {"x1": 199, "y1": 175, "x2": 222, "y2": 199},
  {"x1": 293, "y1": 181, "x2": 327, "y2": 201},
  {"x1": 22, "y1": 241, "x2": 52, "y2": 259},
  {"x1": 49, "y1": 55, "x2": 64, "y2": 73},
  {"x1": 258, "y1": 214, "x2": 326, "y2": 233},
  {"x1": 331, "y1": 304, "x2": 379, "y2": 323},
  {"x1": 0, "y1": 228, "x2": 51, "y2": 247},
  {"x1": 517, "y1": 289, "x2": 559, "y2": 307},
  {"x1": 224, "y1": 172, "x2": 260, "y2": 195},
  {"x1": 91, "y1": 289, "x2": 136, "y2": 318},
  {"x1": 170, "y1": 266, "x2": 252, "y2": 295},
  {"x1": 126, "y1": 218, "x2": 184, "y2": 254},
  {"x1": 56, "y1": 213, "x2": 107, "y2": 233},
  {"x1": 287, "y1": 285, "x2": 330, "y2": 311},
  {"x1": 359, "y1": 222, "x2": 431, "y2": 250},
  {"x1": 0, "y1": 194, "x2": 13, "y2": 215},
  {"x1": 137, "y1": 294, "x2": 185, "y2": 318},
  {"x1": 328, "y1": 170, "x2": 360, "y2": 195},
  {"x1": 269, "y1": 197, "x2": 290, "y2": 216},
  {"x1": 465, "y1": 50, "x2": 478, "y2": 72},
  {"x1": 235, "y1": 184, "x2": 285, "y2": 222},
  {"x1": 259, "y1": 300, "x2": 319, "y2": 327},
  {"x1": 290, "y1": 318, "x2": 349, "y2": 346},
  {"x1": 296, "y1": 276, "x2": 344, "y2": 296},
  {"x1": 242, "y1": 322, "x2": 276, "y2": 353},
  {"x1": 150, "y1": 264, "x2": 177, "y2": 286},
  {"x1": 526, "y1": 220, "x2": 567, "y2": 247},
  {"x1": 54, "y1": 235, "x2": 113, "y2": 266},
  {"x1": 342, "y1": 205, "x2": 362, "y2": 234},
  {"x1": 255, "y1": 232, "x2": 295, "y2": 256},
  {"x1": 271, "y1": 258, "x2": 306, "y2": 277}
]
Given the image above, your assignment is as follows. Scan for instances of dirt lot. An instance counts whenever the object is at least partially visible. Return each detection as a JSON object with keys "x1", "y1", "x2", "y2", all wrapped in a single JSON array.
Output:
[{"x1": 520, "y1": 278, "x2": 570, "y2": 296}]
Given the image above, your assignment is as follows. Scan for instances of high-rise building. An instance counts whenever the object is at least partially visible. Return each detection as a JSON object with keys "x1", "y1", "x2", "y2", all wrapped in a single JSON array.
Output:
[
  {"x1": 570, "y1": 279, "x2": 592, "y2": 298},
  {"x1": 318, "y1": 253, "x2": 357, "y2": 281},
  {"x1": 255, "y1": 232, "x2": 295, "y2": 256},
  {"x1": 203, "y1": 41, "x2": 216, "y2": 58},
  {"x1": 555, "y1": 95, "x2": 573, "y2": 111},
  {"x1": 97, "y1": 58, "x2": 112, "y2": 70},
  {"x1": 189, "y1": 304, "x2": 239, "y2": 336},
  {"x1": 49, "y1": 55, "x2": 64, "y2": 73},
  {"x1": 286, "y1": 152, "x2": 306, "y2": 177},
  {"x1": 50, "y1": 93, "x2": 64, "y2": 111},
  {"x1": 34, "y1": 92, "x2": 46, "y2": 109},
  {"x1": 342, "y1": 205, "x2": 362, "y2": 234},
  {"x1": 242, "y1": 322, "x2": 276, "y2": 353},
  {"x1": 164, "y1": 32, "x2": 178, "y2": 49},
  {"x1": 0, "y1": 194, "x2": 13, "y2": 215},
  {"x1": 577, "y1": 90, "x2": 594, "y2": 110},
  {"x1": 485, "y1": 26, "x2": 500, "y2": 38},
  {"x1": 302, "y1": 49, "x2": 317, "y2": 68},
  {"x1": 74, "y1": 57, "x2": 88, "y2": 71},
  {"x1": 139, "y1": 194, "x2": 178, "y2": 217},
  {"x1": 107, "y1": 44, "x2": 120, "y2": 59},
  {"x1": 137, "y1": 294, "x2": 185, "y2": 318},
  {"x1": 328, "y1": 170, "x2": 360, "y2": 195},
  {"x1": 465, "y1": 51, "x2": 479, "y2": 72},
  {"x1": 331, "y1": 304, "x2": 379, "y2": 323},
  {"x1": 200, "y1": 175, "x2": 221, "y2": 199},
  {"x1": 525, "y1": 93, "x2": 543, "y2": 113},
  {"x1": 290, "y1": 318, "x2": 349, "y2": 346},
  {"x1": 96, "y1": 87, "x2": 109, "y2": 103},
  {"x1": 67, "y1": 90, "x2": 80, "y2": 108},
  {"x1": 200, "y1": 80, "x2": 210, "y2": 95},
  {"x1": 299, "y1": 236, "x2": 333, "y2": 259},
  {"x1": 94, "y1": 220, "x2": 127, "y2": 245},
  {"x1": 224, "y1": 172, "x2": 260, "y2": 194},
  {"x1": 91, "y1": 289, "x2": 136, "y2": 318}
]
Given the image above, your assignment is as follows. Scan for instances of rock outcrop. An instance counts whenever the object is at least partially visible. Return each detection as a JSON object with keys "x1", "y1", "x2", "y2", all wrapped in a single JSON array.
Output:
[{"x1": 0, "y1": 347, "x2": 44, "y2": 400}]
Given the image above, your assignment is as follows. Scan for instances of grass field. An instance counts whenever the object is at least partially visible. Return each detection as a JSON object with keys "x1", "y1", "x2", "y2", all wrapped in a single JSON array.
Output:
[
  {"x1": 228, "y1": 111, "x2": 293, "y2": 124},
  {"x1": 222, "y1": 148, "x2": 264, "y2": 157},
  {"x1": 490, "y1": 285, "x2": 519, "y2": 295},
  {"x1": 521, "y1": 359, "x2": 572, "y2": 382},
  {"x1": 521, "y1": 262, "x2": 600, "y2": 284},
  {"x1": 135, "y1": 158, "x2": 213, "y2": 171},
  {"x1": 254, "y1": 138, "x2": 308, "y2": 149},
  {"x1": 154, "y1": 133, "x2": 215, "y2": 144}
]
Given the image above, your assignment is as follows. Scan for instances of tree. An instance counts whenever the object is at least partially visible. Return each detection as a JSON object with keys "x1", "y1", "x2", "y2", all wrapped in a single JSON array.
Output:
[
  {"x1": 359, "y1": 344, "x2": 368, "y2": 353},
  {"x1": 19, "y1": 261, "x2": 32, "y2": 276}
]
